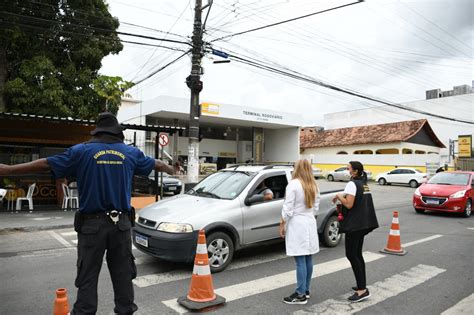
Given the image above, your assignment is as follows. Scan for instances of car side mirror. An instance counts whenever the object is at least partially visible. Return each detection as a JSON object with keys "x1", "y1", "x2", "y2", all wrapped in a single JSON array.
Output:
[{"x1": 245, "y1": 194, "x2": 264, "y2": 206}]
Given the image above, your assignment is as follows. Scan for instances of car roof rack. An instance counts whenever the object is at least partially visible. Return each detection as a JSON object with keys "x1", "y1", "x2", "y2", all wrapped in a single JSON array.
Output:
[{"x1": 226, "y1": 163, "x2": 294, "y2": 170}]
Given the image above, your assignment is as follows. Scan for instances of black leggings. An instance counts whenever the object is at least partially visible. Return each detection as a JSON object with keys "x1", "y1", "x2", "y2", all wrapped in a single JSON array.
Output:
[{"x1": 345, "y1": 230, "x2": 369, "y2": 290}]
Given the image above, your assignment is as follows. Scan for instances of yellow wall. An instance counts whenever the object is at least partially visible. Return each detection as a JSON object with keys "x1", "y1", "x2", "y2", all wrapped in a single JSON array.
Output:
[{"x1": 313, "y1": 163, "x2": 428, "y2": 178}]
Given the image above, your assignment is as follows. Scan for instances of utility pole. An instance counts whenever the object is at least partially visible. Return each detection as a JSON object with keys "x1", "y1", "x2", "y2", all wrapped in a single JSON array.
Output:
[{"x1": 186, "y1": 0, "x2": 205, "y2": 183}]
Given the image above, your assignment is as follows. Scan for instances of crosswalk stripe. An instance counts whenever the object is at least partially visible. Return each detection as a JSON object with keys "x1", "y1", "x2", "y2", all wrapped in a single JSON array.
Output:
[
  {"x1": 403, "y1": 234, "x2": 443, "y2": 247},
  {"x1": 467, "y1": 227, "x2": 474, "y2": 230},
  {"x1": 48, "y1": 231, "x2": 73, "y2": 248},
  {"x1": 71, "y1": 240, "x2": 78, "y2": 245},
  {"x1": 133, "y1": 251, "x2": 290, "y2": 288},
  {"x1": 294, "y1": 264, "x2": 446, "y2": 315},
  {"x1": 60, "y1": 231, "x2": 77, "y2": 236},
  {"x1": 162, "y1": 251, "x2": 386, "y2": 314},
  {"x1": 441, "y1": 293, "x2": 474, "y2": 315}
]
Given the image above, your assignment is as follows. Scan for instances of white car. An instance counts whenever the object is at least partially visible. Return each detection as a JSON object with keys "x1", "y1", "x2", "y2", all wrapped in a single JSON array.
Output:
[
  {"x1": 327, "y1": 167, "x2": 372, "y2": 182},
  {"x1": 313, "y1": 167, "x2": 323, "y2": 179},
  {"x1": 376, "y1": 168, "x2": 428, "y2": 188}
]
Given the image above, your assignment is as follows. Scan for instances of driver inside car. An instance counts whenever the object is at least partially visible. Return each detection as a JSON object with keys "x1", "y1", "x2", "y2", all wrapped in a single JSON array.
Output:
[{"x1": 253, "y1": 180, "x2": 274, "y2": 201}]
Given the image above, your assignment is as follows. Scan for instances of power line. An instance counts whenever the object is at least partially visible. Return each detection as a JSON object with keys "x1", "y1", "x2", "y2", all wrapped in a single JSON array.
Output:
[
  {"x1": 222, "y1": 50, "x2": 473, "y2": 124},
  {"x1": 210, "y1": 0, "x2": 364, "y2": 43},
  {"x1": 134, "y1": 50, "x2": 191, "y2": 86},
  {"x1": 0, "y1": 11, "x2": 191, "y2": 46}
]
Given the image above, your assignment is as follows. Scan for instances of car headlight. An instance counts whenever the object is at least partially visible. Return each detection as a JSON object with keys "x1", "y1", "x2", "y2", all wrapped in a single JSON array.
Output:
[
  {"x1": 449, "y1": 190, "x2": 467, "y2": 199},
  {"x1": 157, "y1": 222, "x2": 193, "y2": 233},
  {"x1": 414, "y1": 188, "x2": 421, "y2": 197}
]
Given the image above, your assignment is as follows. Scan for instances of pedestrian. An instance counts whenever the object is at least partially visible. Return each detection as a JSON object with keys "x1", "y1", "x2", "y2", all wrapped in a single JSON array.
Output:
[
  {"x1": 280, "y1": 159, "x2": 320, "y2": 305},
  {"x1": 0, "y1": 112, "x2": 174, "y2": 315},
  {"x1": 332, "y1": 161, "x2": 379, "y2": 303}
]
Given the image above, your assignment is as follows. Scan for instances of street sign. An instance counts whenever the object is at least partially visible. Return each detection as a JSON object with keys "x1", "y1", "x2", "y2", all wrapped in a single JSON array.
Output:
[{"x1": 159, "y1": 134, "x2": 169, "y2": 147}]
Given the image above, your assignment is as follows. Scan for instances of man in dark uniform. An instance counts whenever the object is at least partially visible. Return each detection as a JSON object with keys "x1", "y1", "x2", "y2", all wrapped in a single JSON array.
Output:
[{"x1": 0, "y1": 112, "x2": 174, "y2": 315}]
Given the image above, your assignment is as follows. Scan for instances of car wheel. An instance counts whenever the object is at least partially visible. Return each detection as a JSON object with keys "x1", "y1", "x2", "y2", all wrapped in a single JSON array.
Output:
[
  {"x1": 378, "y1": 178, "x2": 386, "y2": 185},
  {"x1": 207, "y1": 232, "x2": 234, "y2": 273},
  {"x1": 415, "y1": 208, "x2": 425, "y2": 214},
  {"x1": 327, "y1": 175, "x2": 334, "y2": 182},
  {"x1": 322, "y1": 216, "x2": 342, "y2": 247},
  {"x1": 462, "y1": 199, "x2": 472, "y2": 218},
  {"x1": 409, "y1": 180, "x2": 418, "y2": 188}
]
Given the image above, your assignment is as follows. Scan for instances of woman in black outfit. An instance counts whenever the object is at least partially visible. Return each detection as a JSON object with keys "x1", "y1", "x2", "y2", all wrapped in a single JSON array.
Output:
[{"x1": 332, "y1": 161, "x2": 379, "y2": 302}]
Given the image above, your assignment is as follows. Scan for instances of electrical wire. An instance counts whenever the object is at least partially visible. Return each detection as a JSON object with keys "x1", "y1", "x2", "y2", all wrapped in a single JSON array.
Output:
[{"x1": 210, "y1": 0, "x2": 364, "y2": 43}]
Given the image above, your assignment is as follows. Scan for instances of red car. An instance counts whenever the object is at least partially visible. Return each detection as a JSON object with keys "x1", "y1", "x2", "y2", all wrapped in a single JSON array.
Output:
[{"x1": 413, "y1": 171, "x2": 473, "y2": 217}]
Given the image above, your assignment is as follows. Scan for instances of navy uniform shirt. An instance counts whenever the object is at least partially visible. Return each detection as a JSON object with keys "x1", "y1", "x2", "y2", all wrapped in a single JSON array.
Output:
[{"x1": 47, "y1": 141, "x2": 155, "y2": 213}]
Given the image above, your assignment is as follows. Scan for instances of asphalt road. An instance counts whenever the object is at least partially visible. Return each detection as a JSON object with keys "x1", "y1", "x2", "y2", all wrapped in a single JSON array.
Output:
[{"x1": 1, "y1": 182, "x2": 473, "y2": 314}]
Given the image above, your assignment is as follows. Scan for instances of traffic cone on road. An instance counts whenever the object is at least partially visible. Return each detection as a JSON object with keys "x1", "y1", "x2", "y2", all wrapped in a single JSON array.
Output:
[
  {"x1": 380, "y1": 211, "x2": 407, "y2": 256},
  {"x1": 53, "y1": 288, "x2": 69, "y2": 315},
  {"x1": 177, "y1": 230, "x2": 226, "y2": 311}
]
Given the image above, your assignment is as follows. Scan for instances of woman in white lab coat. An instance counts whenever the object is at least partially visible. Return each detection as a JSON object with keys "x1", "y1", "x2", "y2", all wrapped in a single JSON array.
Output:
[{"x1": 280, "y1": 159, "x2": 320, "y2": 305}]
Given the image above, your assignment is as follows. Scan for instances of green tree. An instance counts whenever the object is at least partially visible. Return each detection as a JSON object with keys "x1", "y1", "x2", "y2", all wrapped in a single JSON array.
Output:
[
  {"x1": 0, "y1": 0, "x2": 126, "y2": 119},
  {"x1": 93, "y1": 75, "x2": 134, "y2": 114}
]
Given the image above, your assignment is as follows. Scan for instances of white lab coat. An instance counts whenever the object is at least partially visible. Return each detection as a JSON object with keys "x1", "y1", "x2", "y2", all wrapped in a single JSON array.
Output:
[{"x1": 281, "y1": 179, "x2": 320, "y2": 256}]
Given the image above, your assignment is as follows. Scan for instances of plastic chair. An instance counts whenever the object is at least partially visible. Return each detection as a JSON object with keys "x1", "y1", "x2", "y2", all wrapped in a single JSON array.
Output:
[
  {"x1": 16, "y1": 183, "x2": 36, "y2": 212},
  {"x1": 62, "y1": 184, "x2": 79, "y2": 210},
  {"x1": 0, "y1": 188, "x2": 6, "y2": 205}
]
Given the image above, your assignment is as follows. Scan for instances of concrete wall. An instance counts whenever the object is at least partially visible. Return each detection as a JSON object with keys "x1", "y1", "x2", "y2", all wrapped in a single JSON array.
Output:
[
  {"x1": 302, "y1": 153, "x2": 442, "y2": 177},
  {"x1": 264, "y1": 127, "x2": 300, "y2": 163},
  {"x1": 302, "y1": 142, "x2": 440, "y2": 155}
]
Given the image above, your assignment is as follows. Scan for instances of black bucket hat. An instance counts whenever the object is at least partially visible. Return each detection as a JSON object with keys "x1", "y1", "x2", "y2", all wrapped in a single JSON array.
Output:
[{"x1": 90, "y1": 112, "x2": 125, "y2": 135}]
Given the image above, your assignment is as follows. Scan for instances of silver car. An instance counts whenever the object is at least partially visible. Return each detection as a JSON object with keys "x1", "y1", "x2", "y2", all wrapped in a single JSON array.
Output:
[
  {"x1": 133, "y1": 165, "x2": 343, "y2": 272},
  {"x1": 327, "y1": 167, "x2": 372, "y2": 182}
]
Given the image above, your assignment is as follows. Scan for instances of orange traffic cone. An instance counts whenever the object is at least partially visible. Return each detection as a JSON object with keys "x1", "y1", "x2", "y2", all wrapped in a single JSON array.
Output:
[
  {"x1": 53, "y1": 288, "x2": 69, "y2": 315},
  {"x1": 380, "y1": 211, "x2": 407, "y2": 256},
  {"x1": 177, "y1": 230, "x2": 226, "y2": 311}
]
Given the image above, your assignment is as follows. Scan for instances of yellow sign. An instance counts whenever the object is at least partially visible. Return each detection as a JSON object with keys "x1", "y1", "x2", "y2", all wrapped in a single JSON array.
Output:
[
  {"x1": 201, "y1": 103, "x2": 220, "y2": 115},
  {"x1": 458, "y1": 135, "x2": 472, "y2": 158}
]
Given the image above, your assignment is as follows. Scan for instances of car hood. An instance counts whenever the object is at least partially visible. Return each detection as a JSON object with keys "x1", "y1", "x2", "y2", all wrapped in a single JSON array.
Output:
[
  {"x1": 419, "y1": 184, "x2": 468, "y2": 197},
  {"x1": 137, "y1": 194, "x2": 231, "y2": 224},
  {"x1": 149, "y1": 176, "x2": 181, "y2": 184}
]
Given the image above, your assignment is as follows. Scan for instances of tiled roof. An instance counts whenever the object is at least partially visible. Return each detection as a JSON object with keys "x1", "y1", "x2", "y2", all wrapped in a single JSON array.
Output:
[{"x1": 300, "y1": 119, "x2": 445, "y2": 148}]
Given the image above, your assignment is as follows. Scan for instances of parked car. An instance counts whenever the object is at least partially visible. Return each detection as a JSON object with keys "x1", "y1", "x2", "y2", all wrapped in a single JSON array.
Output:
[
  {"x1": 133, "y1": 171, "x2": 183, "y2": 195},
  {"x1": 133, "y1": 165, "x2": 343, "y2": 272},
  {"x1": 313, "y1": 167, "x2": 323, "y2": 179},
  {"x1": 327, "y1": 166, "x2": 372, "y2": 182},
  {"x1": 376, "y1": 168, "x2": 427, "y2": 188},
  {"x1": 413, "y1": 171, "x2": 473, "y2": 217}
]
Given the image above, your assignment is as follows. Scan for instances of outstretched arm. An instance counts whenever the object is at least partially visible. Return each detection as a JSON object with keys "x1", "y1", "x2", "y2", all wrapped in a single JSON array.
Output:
[
  {"x1": 0, "y1": 158, "x2": 51, "y2": 176},
  {"x1": 154, "y1": 160, "x2": 175, "y2": 175}
]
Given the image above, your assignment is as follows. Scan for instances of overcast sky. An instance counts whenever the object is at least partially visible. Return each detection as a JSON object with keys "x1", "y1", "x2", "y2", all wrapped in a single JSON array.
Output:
[{"x1": 101, "y1": 0, "x2": 473, "y2": 126}]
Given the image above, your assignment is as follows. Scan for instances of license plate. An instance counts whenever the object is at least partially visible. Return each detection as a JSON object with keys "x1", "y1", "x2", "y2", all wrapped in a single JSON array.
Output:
[
  {"x1": 135, "y1": 234, "x2": 148, "y2": 247},
  {"x1": 426, "y1": 199, "x2": 439, "y2": 205},
  {"x1": 168, "y1": 186, "x2": 177, "y2": 191}
]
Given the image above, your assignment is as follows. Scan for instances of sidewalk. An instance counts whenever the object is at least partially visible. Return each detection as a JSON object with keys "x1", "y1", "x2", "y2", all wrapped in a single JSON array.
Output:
[{"x1": 0, "y1": 210, "x2": 75, "y2": 233}]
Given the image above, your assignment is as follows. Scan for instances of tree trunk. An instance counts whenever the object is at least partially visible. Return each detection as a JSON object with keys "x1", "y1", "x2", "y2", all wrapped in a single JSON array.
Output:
[{"x1": 0, "y1": 45, "x2": 6, "y2": 112}]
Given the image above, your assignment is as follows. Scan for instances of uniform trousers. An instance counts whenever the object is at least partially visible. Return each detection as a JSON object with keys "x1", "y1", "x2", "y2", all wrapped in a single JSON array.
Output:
[
  {"x1": 71, "y1": 214, "x2": 137, "y2": 315},
  {"x1": 345, "y1": 229, "x2": 370, "y2": 290}
]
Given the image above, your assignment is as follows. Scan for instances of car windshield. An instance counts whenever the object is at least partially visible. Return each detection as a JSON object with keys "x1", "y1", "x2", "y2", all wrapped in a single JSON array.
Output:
[
  {"x1": 428, "y1": 173, "x2": 470, "y2": 186},
  {"x1": 187, "y1": 171, "x2": 255, "y2": 200}
]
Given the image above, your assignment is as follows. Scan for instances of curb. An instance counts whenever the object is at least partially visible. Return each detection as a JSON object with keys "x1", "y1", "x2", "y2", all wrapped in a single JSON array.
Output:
[{"x1": 0, "y1": 224, "x2": 74, "y2": 234}]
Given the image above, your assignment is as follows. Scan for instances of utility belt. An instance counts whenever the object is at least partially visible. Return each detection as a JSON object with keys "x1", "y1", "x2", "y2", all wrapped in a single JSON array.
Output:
[{"x1": 74, "y1": 208, "x2": 136, "y2": 232}]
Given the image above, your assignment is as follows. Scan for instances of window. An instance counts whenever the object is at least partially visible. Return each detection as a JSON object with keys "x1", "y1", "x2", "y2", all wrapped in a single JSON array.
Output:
[
  {"x1": 252, "y1": 175, "x2": 288, "y2": 201},
  {"x1": 188, "y1": 171, "x2": 255, "y2": 200},
  {"x1": 336, "y1": 167, "x2": 347, "y2": 172},
  {"x1": 428, "y1": 173, "x2": 470, "y2": 186},
  {"x1": 401, "y1": 169, "x2": 415, "y2": 174},
  {"x1": 402, "y1": 148, "x2": 413, "y2": 154},
  {"x1": 389, "y1": 169, "x2": 402, "y2": 175},
  {"x1": 336, "y1": 151, "x2": 348, "y2": 155},
  {"x1": 376, "y1": 149, "x2": 399, "y2": 154},
  {"x1": 353, "y1": 150, "x2": 373, "y2": 154}
]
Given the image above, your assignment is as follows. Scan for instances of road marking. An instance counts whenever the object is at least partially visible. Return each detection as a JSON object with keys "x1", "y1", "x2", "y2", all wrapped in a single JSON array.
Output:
[
  {"x1": 162, "y1": 251, "x2": 386, "y2": 314},
  {"x1": 71, "y1": 240, "x2": 78, "y2": 245},
  {"x1": 467, "y1": 227, "x2": 474, "y2": 230},
  {"x1": 32, "y1": 217, "x2": 51, "y2": 221},
  {"x1": 60, "y1": 231, "x2": 77, "y2": 236},
  {"x1": 48, "y1": 231, "x2": 73, "y2": 248},
  {"x1": 441, "y1": 293, "x2": 474, "y2": 315},
  {"x1": 403, "y1": 234, "x2": 443, "y2": 247},
  {"x1": 294, "y1": 264, "x2": 446, "y2": 315},
  {"x1": 133, "y1": 251, "x2": 290, "y2": 288}
]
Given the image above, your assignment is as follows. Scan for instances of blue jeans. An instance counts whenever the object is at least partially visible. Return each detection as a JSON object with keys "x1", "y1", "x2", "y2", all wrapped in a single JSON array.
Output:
[{"x1": 294, "y1": 255, "x2": 313, "y2": 295}]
